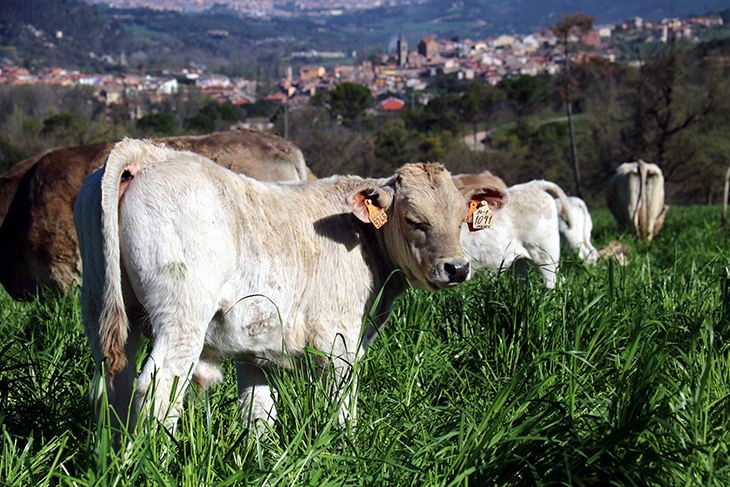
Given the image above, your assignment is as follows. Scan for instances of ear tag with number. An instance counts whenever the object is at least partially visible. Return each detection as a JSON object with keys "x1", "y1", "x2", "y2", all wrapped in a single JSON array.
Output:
[
  {"x1": 466, "y1": 200, "x2": 478, "y2": 224},
  {"x1": 365, "y1": 199, "x2": 388, "y2": 229},
  {"x1": 472, "y1": 201, "x2": 495, "y2": 230}
]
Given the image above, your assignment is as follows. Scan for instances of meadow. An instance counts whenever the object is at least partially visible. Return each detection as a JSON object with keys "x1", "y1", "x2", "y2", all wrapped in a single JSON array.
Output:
[{"x1": 1, "y1": 205, "x2": 728, "y2": 486}]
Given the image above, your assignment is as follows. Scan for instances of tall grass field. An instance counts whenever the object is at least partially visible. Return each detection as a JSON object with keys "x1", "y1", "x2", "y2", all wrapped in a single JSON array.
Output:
[{"x1": 1, "y1": 205, "x2": 729, "y2": 486}]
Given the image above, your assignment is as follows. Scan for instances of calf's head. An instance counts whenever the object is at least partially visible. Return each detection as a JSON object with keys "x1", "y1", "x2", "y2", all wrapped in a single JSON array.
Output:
[{"x1": 347, "y1": 163, "x2": 508, "y2": 290}]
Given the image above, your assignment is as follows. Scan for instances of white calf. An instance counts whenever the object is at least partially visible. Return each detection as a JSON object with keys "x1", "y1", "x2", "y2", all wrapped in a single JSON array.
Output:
[
  {"x1": 460, "y1": 180, "x2": 574, "y2": 289},
  {"x1": 74, "y1": 138, "x2": 508, "y2": 432}
]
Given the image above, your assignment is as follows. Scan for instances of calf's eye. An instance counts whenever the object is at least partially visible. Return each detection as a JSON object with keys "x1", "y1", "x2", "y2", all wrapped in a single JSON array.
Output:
[{"x1": 406, "y1": 218, "x2": 428, "y2": 232}]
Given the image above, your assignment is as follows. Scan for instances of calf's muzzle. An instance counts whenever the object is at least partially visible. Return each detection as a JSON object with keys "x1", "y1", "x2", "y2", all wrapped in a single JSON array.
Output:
[{"x1": 443, "y1": 259, "x2": 470, "y2": 284}]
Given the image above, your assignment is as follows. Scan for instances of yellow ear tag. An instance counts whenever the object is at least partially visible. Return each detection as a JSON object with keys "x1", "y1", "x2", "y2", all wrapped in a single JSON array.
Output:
[
  {"x1": 466, "y1": 200, "x2": 478, "y2": 224},
  {"x1": 472, "y1": 201, "x2": 495, "y2": 230},
  {"x1": 364, "y1": 199, "x2": 388, "y2": 229}
]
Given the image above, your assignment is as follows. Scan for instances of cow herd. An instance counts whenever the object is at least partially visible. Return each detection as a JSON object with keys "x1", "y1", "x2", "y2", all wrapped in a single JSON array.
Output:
[{"x1": 0, "y1": 129, "x2": 667, "y2": 434}]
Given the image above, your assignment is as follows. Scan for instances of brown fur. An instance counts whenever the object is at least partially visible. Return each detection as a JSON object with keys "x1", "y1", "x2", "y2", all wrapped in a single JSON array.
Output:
[
  {"x1": 0, "y1": 129, "x2": 310, "y2": 300},
  {"x1": 0, "y1": 151, "x2": 48, "y2": 224},
  {"x1": 451, "y1": 170, "x2": 507, "y2": 190}
]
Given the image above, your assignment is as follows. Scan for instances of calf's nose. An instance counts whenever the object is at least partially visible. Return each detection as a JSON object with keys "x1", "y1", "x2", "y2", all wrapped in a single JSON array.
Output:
[{"x1": 444, "y1": 261, "x2": 470, "y2": 283}]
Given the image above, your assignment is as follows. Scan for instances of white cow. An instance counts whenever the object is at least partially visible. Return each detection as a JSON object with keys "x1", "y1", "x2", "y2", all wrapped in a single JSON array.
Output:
[
  {"x1": 459, "y1": 180, "x2": 576, "y2": 289},
  {"x1": 74, "y1": 138, "x2": 508, "y2": 432},
  {"x1": 554, "y1": 195, "x2": 599, "y2": 266},
  {"x1": 607, "y1": 160, "x2": 668, "y2": 242}
]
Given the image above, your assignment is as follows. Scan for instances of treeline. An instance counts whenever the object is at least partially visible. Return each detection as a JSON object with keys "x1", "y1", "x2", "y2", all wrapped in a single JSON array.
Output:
[{"x1": 1, "y1": 40, "x2": 730, "y2": 208}]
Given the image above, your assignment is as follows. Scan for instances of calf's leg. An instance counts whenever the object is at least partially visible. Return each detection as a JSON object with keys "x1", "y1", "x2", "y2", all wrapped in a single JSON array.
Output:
[{"x1": 236, "y1": 357, "x2": 277, "y2": 428}]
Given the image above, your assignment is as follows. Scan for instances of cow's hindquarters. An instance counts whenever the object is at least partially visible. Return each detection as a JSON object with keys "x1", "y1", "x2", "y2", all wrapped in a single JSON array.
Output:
[{"x1": 118, "y1": 156, "x2": 240, "y2": 427}]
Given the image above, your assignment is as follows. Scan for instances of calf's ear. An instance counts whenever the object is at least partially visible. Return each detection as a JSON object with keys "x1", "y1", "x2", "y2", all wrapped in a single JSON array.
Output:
[
  {"x1": 346, "y1": 185, "x2": 394, "y2": 227},
  {"x1": 459, "y1": 184, "x2": 508, "y2": 212},
  {"x1": 459, "y1": 184, "x2": 509, "y2": 232}
]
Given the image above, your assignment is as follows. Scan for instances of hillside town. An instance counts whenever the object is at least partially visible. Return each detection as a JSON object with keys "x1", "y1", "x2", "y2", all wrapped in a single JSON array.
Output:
[{"x1": 0, "y1": 13, "x2": 724, "y2": 117}]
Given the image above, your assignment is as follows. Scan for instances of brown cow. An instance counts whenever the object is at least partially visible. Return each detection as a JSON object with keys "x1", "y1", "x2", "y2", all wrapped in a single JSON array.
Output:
[
  {"x1": 0, "y1": 151, "x2": 49, "y2": 225},
  {"x1": 0, "y1": 129, "x2": 310, "y2": 300},
  {"x1": 451, "y1": 169, "x2": 507, "y2": 190}
]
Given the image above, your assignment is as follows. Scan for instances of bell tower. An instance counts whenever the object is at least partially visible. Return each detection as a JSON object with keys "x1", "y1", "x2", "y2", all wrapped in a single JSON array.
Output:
[{"x1": 397, "y1": 32, "x2": 408, "y2": 67}]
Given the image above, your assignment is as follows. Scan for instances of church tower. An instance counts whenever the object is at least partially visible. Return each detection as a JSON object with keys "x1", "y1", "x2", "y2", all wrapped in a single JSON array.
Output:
[{"x1": 397, "y1": 32, "x2": 408, "y2": 67}]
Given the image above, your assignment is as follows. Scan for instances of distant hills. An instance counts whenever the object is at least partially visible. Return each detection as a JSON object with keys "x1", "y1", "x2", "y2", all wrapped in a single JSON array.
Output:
[
  {"x1": 2, "y1": 0, "x2": 728, "y2": 76},
  {"x1": 0, "y1": 0, "x2": 134, "y2": 67}
]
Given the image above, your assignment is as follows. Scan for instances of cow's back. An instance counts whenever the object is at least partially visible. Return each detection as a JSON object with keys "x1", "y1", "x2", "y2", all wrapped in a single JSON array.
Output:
[
  {"x1": 452, "y1": 170, "x2": 507, "y2": 190},
  {"x1": 0, "y1": 130, "x2": 311, "y2": 300},
  {"x1": 158, "y1": 128, "x2": 309, "y2": 182}
]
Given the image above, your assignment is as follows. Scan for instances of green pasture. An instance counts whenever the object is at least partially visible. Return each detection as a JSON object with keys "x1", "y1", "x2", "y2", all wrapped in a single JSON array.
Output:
[{"x1": 1, "y1": 205, "x2": 729, "y2": 486}]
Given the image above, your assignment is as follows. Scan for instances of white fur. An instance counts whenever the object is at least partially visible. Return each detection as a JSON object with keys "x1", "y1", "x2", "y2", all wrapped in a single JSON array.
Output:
[
  {"x1": 460, "y1": 180, "x2": 576, "y2": 289},
  {"x1": 74, "y1": 138, "x2": 506, "y2": 433}
]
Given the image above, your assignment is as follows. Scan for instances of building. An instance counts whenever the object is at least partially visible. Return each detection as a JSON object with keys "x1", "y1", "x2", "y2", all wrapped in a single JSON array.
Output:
[
  {"x1": 627, "y1": 16, "x2": 643, "y2": 29},
  {"x1": 380, "y1": 97, "x2": 405, "y2": 111},
  {"x1": 418, "y1": 38, "x2": 439, "y2": 60},
  {"x1": 397, "y1": 32, "x2": 408, "y2": 67},
  {"x1": 300, "y1": 65, "x2": 326, "y2": 80}
]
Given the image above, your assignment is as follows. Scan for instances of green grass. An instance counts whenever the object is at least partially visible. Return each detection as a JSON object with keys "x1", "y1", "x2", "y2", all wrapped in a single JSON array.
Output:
[{"x1": 1, "y1": 205, "x2": 729, "y2": 485}]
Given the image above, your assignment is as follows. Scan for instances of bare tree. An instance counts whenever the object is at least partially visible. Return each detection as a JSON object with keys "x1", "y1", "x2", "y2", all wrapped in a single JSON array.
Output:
[{"x1": 551, "y1": 12, "x2": 596, "y2": 199}]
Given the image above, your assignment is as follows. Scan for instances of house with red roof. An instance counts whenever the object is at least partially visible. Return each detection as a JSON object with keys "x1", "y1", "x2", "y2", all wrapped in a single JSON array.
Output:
[{"x1": 380, "y1": 97, "x2": 405, "y2": 111}]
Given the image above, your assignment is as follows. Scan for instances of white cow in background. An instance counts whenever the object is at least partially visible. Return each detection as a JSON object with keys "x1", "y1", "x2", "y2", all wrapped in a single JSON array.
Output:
[
  {"x1": 74, "y1": 138, "x2": 508, "y2": 433},
  {"x1": 607, "y1": 160, "x2": 668, "y2": 242},
  {"x1": 459, "y1": 180, "x2": 579, "y2": 289},
  {"x1": 554, "y1": 195, "x2": 599, "y2": 266}
]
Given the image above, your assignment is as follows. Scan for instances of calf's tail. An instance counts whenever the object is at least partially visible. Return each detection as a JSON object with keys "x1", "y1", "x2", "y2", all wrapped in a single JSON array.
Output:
[{"x1": 99, "y1": 137, "x2": 165, "y2": 380}]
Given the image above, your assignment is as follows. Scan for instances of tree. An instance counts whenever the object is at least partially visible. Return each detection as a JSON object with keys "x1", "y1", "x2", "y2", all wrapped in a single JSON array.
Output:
[
  {"x1": 551, "y1": 12, "x2": 596, "y2": 199},
  {"x1": 41, "y1": 111, "x2": 90, "y2": 146},
  {"x1": 136, "y1": 113, "x2": 177, "y2": 136},
  {"x1": 498, "y1": 75, "x2": 550, "y2": 126},
  {"x1": 428, "y1": 68, "x2": 470, "y2": 94},
  {"x1": 327, "y1": 82, "x2": 372, "y2": 124},
  {"x1": 374, "y1": 119, "x2": 410, "y2": 175},
  {"x1": 455, "y1": 90, "x2": 480, "y2": 149},
  {"x1": 625, "y1": 42, "x2": 719, "y2": 173},
  {"x1": 282, "y1": 104, "x2": 375, "y2": 178},
  {"x1": 243, "y1": 100, "x2": 279, "y2": 119},
  {"x1": 185, "y1": 100, "x2": 240, "y2": 132},
  {"x1": 458, "y1": 81, "x2": 505, "y2": 151},
  {"x1": 411, "y1": 133, "x2": 446, "y2": 163},
  {"x1": 185, "y1": 113, "x2": 214, "y2": 132},
  {"x1": 0, "y1": 136, "x2": 29, "y2": 175},
  {"x1": 621, "y1": 41, "x2": 724, "y2": 194}
]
